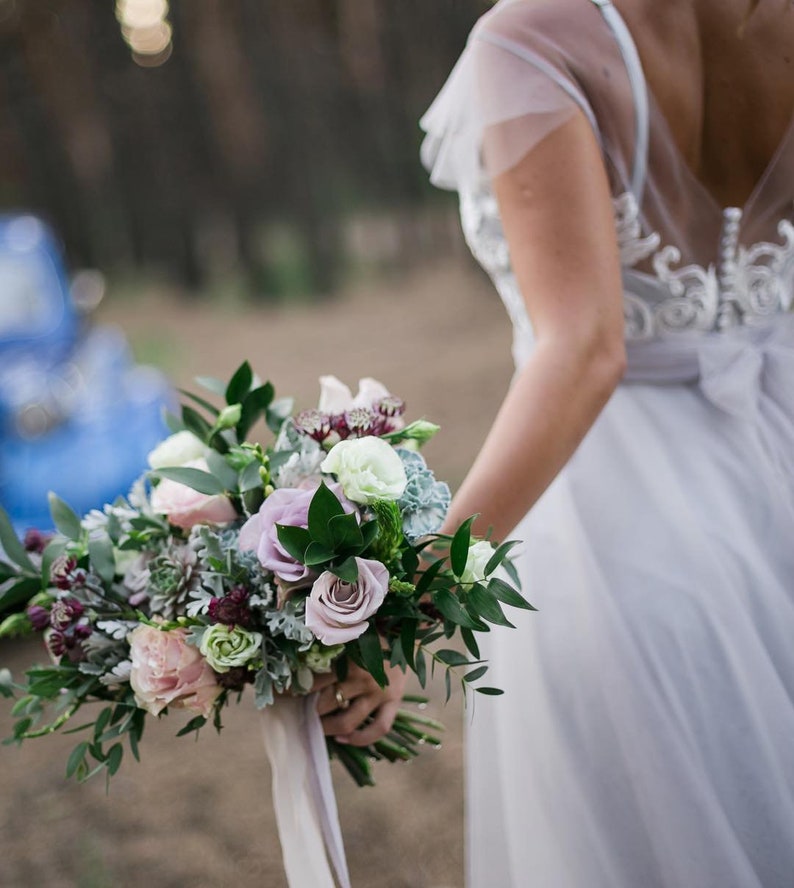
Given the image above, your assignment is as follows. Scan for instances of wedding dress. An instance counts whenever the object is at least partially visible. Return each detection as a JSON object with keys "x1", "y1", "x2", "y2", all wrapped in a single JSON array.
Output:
[{"x1": 421, "y1": 1, "x2": 794, "y2": 885}]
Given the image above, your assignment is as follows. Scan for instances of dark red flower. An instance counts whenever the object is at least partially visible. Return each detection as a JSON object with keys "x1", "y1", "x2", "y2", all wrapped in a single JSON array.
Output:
[
  {"x1": 26, "y1": 605, "x2": 51, "y2": 631},
  {"x1": 216, "y1": 667, "x2": 255, "y2": 691},
  {"x1": 49, "y1": 598, "x2": 85, "y2": 630},
  {"x1": 294, "y1": 410, "x2": 332, "y2": 443},
  {"x1": 208, "y1": 586, "x2": 253, "y2": 627},
  {"x1": 23, "y1": 529, "x2": 53, "y2": 554}
]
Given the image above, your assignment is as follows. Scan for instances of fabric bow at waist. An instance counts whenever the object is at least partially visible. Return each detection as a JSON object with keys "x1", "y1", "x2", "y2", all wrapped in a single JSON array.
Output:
[{"x1": 623, "y1": 313, "x2": 794, "y2": 493}]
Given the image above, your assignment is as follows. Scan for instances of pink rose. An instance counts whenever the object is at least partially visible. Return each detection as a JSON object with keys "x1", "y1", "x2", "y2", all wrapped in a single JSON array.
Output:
[
  {"x1": 128, "y1": 624, "x2": 222, "y2": 717},
  {"x1": 305, "y1": 557, "x2": 389, "y2": 644},
  {"x1": 239, "y1": 484, "x2": 356, "y2": 584},
  {"x1": 150, "y1": 458, "x2": 237, "y2": 529}
]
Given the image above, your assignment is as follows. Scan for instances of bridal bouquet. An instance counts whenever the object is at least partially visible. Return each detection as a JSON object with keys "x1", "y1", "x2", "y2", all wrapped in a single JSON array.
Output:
[{"x1": 0, "y1": 362, "x2": 530, "y2": 790}]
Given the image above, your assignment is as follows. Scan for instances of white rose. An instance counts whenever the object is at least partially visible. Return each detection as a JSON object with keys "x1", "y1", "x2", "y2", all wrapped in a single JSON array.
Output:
[
  {"x1": 459, "y1": 540, "x2": 495, "y2": 585},
  {"x1": 321, "y1": 437, "x2": 407, "y2": 503},
  {"x1": 147, "y1": 431, "x2": 208, "y2": 470}
]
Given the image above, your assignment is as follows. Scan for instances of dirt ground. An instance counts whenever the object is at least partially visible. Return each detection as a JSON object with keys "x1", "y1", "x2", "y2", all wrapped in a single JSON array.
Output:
[{"x1": 0, "y1": 259, "x2": 516, "y2": 888}]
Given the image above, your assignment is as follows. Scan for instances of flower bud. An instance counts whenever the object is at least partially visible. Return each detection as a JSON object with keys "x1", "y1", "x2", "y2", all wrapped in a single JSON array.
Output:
[
  {"x1": 216, "y1": 404, "x2": 243, "y2": 430},
  {"x1": 26, "y1": 605, "x2": 51, "y2": 631}
]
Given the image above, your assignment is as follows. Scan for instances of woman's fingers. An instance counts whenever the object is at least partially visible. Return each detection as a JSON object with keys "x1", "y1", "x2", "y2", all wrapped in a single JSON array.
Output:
[
  {"x1": 320, "y1": 693, "x2": 379, "y2": 736},
  {"x1": 335, "y1": 698, "x2": 402, "y2": 747}
]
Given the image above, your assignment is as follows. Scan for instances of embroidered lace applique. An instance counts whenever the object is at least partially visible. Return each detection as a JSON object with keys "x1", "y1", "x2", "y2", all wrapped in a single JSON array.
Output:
[{"x1": 459, "y1": 187, "x2": 794, "y2": 343}]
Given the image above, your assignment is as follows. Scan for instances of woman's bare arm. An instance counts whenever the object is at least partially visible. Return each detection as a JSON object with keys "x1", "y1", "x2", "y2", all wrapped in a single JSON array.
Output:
[{"x1": 443, "y1": 112, "x2": 626, "y2": 540}]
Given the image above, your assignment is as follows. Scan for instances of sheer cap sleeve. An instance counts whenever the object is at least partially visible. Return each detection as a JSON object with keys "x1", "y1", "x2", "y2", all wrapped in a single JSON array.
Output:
[{"x1": 420, "y1": 0, "x2": 602, "y2": 192}]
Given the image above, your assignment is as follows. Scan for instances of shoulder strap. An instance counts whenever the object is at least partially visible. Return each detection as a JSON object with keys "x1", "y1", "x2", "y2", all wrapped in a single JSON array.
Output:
[
  {"x1": 589, "y1": 0, "x2": 649, "y2": 202},
  {"x1": 473, "y1": 30, "x2": 601, "y2": 141}
]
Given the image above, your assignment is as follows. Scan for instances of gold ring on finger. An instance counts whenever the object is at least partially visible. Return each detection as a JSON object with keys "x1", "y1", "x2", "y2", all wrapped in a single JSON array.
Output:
[{"x1": 334, "y1": 686, "x2": 351, "y2": 710}]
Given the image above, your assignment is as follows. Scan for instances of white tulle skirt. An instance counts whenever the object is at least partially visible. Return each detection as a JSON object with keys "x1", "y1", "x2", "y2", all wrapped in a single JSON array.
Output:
[{"x1": 467, "y1": 323, "x2": 794, "y2": 887}]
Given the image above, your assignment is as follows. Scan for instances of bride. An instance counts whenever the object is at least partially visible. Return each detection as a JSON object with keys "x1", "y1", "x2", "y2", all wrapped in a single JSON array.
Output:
[{"x1": 318, "y1": 0, "x2": 794, "y2": 885}]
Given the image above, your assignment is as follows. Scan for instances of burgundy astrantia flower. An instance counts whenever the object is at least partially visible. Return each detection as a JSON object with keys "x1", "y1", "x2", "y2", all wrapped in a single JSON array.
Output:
[
  {"x1": 23, "y1": 529, "x2": 53, "y2": 554},
  {"x1": 215, "y1": 666, "x2": 256, "y2": 691},
  {"x1": 50, "y1": 556, "x2": 87, "y2": 591},
  {"x1": 47, "y1": 622, "x2": 92, "y2": 663},
  {"x1": 344, "y1": 407, "x2": 377, "y2": 436},
  {"x1": 27, "y1": 605, "x2": 51, "y2": 631},
  {"x1": 293, "y1": 409, "x2": 332, "y2": 444},
  {"x1": 208, "y1": 586, "x2": 253, "y2": 627},
  {"x1": 49, "y1": 598, "x2": 85, "y2": 630}
]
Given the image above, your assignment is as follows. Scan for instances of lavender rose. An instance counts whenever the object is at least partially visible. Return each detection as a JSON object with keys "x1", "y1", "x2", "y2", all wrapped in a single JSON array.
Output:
[
  {"x1": 128, "y1": 625, "x2": 222, "y2": 717},
  {"x1": 305, "y1": 557, "x2": 389, "y2": 644},
  {"x1": 239, "y1": 484, "x2": 355, "y2": 584}
]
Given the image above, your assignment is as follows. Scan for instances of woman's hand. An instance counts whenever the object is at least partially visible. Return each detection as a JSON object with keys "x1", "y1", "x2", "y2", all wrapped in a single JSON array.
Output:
[{"x1": 311, "y1": 660, "x2": 408, "y2": 746}]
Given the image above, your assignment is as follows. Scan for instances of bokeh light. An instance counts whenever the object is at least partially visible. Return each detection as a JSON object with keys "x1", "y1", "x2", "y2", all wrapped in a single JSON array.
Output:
[{"x1": 116, "y1": 0, "x2": 172, "y2": 67}]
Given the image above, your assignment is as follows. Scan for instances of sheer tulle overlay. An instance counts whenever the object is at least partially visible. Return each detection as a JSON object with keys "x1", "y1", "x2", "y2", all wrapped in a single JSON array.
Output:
[{"x1": 422, "y1": 1, "x2": 794, "y2": 886}]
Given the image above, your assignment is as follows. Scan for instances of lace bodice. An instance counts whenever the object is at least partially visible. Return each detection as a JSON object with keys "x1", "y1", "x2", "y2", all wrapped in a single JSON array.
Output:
[
  {"x1": 460, "y1": 185, "x2": 794, "y2": 356},
  {"x1": 422, "y1": 0, "x2": 794, "y2": 366}
]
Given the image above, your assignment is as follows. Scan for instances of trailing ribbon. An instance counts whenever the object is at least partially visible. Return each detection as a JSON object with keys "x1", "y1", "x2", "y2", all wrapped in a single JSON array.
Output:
[{"x1": 260, "y1": 695, "x2": 352, "y2": 888}]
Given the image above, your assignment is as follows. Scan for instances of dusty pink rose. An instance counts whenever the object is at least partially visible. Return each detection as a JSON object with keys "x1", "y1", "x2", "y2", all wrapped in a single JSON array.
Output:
[
  {"x1": 150, "y1": 458, "x2": 237, "y2": 529},
  {"x1": 239, "y1": 483, "x2": 356, "y2": 584},
  {"x1": 128, "y1": 624, "x2": 222, "y2": 717},
  {"x1": 305, "y1": 557, "x2": 389, "y2": 644}
]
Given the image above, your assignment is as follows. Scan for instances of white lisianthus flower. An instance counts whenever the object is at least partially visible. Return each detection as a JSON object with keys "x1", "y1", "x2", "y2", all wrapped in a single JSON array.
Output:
[
  {"x1": 321, "y1": 437, "x2": 407, "y2": 503},
  {"x1": 199, "y1": 624, "x2": 263, "y2": 673},
  {"x1": 147, "y1": 430, "x2": 208, "y2": 470},
  {"x1": 459, "y1": 540, "x2": 496, "y2": 585}
]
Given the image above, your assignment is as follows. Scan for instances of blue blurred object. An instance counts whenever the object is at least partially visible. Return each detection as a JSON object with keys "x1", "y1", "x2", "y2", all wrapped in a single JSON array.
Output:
[{"x1": 0, "y1": 215, "x2": 173, "y2": 534}]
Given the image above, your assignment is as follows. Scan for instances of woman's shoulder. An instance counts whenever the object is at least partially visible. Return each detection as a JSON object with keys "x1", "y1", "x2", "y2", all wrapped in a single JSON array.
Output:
[{"x1": 474, "y1": 0, "x2": 603, "y2": 45}]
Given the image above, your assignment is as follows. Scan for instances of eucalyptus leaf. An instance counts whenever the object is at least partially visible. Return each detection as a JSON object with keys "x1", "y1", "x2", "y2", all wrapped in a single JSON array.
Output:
[
  {"x1": 0, "y1": 505, "x2": 36, "y2": 573},
  {"x1": 0, "y1": 577, "x2": 42, "y2": 614},
  {"x1": 434, "y1": 649, "x2": 471, "y2": 668},
  {"x1": 450, "y1": 516, "x2": 476, "y2": 578},
  {"x1": 225, "y1": 361, "x2": 253, "y2": 406},
  {"x1": 357, "y1": 624, "x2": 387, "y2": 686},
  {"x1": 66, "y1": 741, "x2": 89, "y2": 779},
  {"x1": 304, "y1": 541, "x2": 335, "y2": 566},
  {"x1": 400, "y1": 620, "x2": 417, "y2": 671},
  {"x1": 206, "y1": 450, "x2": 239, "y2": 491},
  {"x1": 106, "y1": 743, "x2": 124, "y2": 776},
  {"x1": 238, "y1": 383, "x2": 275, "y2": 440},
  {"x1": 328, "y1": 513, "x2": 364, "y2": 553},
  {"x1": 460, "y1": 627, "x2": 481, "y2": 659},
  {"x1": 178, "y1": 388, "x2": 221, "y2": 417},
  {"x1": 153, "y1": 467, "x2": 226, "y2": 496},
  {"x1": 415, "y1": 559, "x2": 444, "y2": 597},
  {"x1": 330, "y1": 556, "x2": 358, "y2": 583},
  {"x1": 432, "y1": 589, "x2": 480, "y2": 629},
  {"x1": 307, "y1": 482, "x2": 346, "y2": 546},
  {"x1": 195, "y1": 375, "x2": 227, "y2": 397},
  {"x1": 488, "y1": 576, "x2": 536, "y2": 611},
  {"x1": 48, "y1": 493, "x2": 82, "y2": 542},
  {"x1": 415, "y1": 648, "x2": 427, "y2": 688},
  {"x1": 468, "y1": 583, "x2": 515, "y2": 628},
  {"x1": 484, "y1": 539, "x2": 521, "y2": 576},
  {"x1": 275, "y1": 525, "x2": 311, "y2": 563},
  {"x1": 163, "y1": 408, "x2": 186, "y2": 435},
  {"x1": 463, "y1": 665, "x2": 488, "y2": 683},
  {"x1": 239, "y1": 460, "x2": 264, "y2": 493},
  {"x1": 87, "y1": 536, "x2": 116, "y2": 585},
  {"x1": 475, "y1": 687, "x2": 504, "y2": 696},
  {"x1": 182, "y1": 405, "x2": 214, "y2": 441},
  {"x1": 266, "y1": 397, "x2": 294, "y2": 434}
]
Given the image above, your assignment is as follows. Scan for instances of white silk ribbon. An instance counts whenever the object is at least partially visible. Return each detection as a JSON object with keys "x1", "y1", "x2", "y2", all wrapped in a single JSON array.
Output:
[{"x1": 260, "y1": 694, "x2": 352, "y2": 888}]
